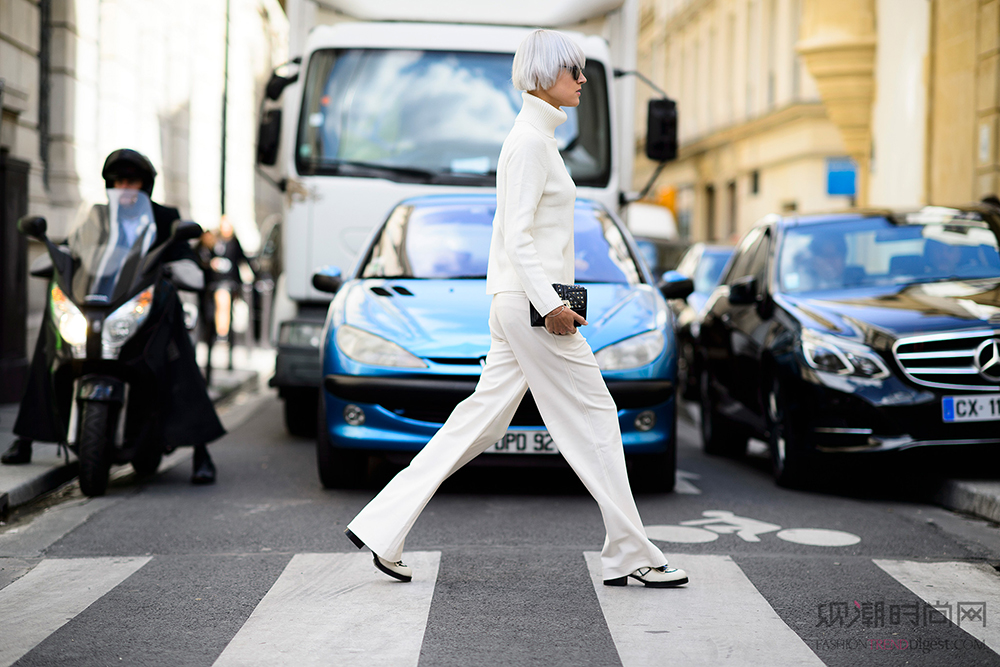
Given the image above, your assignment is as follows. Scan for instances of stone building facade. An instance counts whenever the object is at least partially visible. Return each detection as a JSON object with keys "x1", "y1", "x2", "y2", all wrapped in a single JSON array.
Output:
[
  {"x1": 0, "y1": 0, "x2": 287, "y2": 396},
  {"x1": 634, "y1": 0, "x2": 996, "y2": 243}
]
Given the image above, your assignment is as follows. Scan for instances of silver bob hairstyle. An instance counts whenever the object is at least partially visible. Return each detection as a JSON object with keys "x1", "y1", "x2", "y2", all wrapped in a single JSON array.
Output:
[{"x1": 511, "y1": 29, "x2": 585, "y2": 92}]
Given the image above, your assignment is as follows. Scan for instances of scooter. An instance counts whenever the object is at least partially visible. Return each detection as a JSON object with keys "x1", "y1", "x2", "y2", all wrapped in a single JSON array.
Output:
[{"x1": 18, "y1": 189, "x2": 203, "y2": 496}]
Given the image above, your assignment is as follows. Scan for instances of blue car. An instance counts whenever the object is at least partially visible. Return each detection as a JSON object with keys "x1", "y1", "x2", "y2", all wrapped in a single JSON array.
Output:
[{"x1": 312, "y1": 195, "x2": 694, "y2": 491}]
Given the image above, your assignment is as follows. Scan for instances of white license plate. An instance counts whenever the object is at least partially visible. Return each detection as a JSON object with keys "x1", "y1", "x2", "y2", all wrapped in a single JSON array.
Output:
[
  {"x1": 489, "y1": 430, "x2": 559, "y2": 454},
  {"x1": 942, "y1": 394, "x2": 1000, "y2": 423}
]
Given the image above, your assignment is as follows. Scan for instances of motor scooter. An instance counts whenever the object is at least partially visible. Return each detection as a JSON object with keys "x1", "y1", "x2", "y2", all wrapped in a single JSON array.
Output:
[{"x1": 18, "y1": 189, "x2": 203, "y2": 496}]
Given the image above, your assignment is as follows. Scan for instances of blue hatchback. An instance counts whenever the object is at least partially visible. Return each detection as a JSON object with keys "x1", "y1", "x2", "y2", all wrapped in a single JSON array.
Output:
[{"x1": 313, "y1": 195, "x2": 693, "y2": 491}]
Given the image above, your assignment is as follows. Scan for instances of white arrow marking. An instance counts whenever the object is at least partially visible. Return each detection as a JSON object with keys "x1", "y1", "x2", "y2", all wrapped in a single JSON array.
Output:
[{"x1": 674, "y1": 469, "x2": 701, "y2": 494}]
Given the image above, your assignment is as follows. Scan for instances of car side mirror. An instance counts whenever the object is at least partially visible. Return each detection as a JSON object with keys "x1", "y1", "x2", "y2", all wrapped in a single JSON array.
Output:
[
  {"x1": 312, "y1": 266, "x2": 343, "y2": 294},
  {"x1": 265, "y1": 72, "x2": 298, "y2": 101},
  {"x1": 658, "y1": 270, "x2": 694, "y2": 300},
  {"x1": 645, "y1": 98, "x2": 678, "y2": 162},
  {"x1": 171, "y1": 220, "x2": 203, "y2": 242},
  {"x1": 17, "y1": 216, "x2": 48, "y2": 240},
  {"x1": 728, "y1": 276, "x2": 758, "y2": 305}
]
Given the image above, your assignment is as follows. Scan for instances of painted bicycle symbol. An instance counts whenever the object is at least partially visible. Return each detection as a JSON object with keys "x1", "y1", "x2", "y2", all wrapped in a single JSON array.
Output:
[{"x1": 645, "y1": 510, "x2": 861, "y2": 547}]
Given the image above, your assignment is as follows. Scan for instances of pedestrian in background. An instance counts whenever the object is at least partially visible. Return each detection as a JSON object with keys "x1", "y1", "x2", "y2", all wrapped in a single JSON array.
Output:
[
  {"x1": 344, "y1": 29, "x2": 688, "y2": 589},
  {"x1": 209, "y1": 215, "x2": 253, "y2": 342}
]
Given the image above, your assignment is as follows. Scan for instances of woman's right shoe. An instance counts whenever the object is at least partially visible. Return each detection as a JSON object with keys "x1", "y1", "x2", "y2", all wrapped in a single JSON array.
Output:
[{"x1": 604, "y1": 565, "x2": 689, "y2": 588}]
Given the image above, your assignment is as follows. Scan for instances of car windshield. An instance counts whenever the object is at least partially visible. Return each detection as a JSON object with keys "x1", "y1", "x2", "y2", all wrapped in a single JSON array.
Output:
[
  {"x1": 296, "y1": 49, "x2": 610, "y2": 187},
  {"x1": 361, "y1": 201, "x2": 641, "y2": 284},
  {"x1": 778, "y1": 211, "x2": 1000, "y2": 293}
]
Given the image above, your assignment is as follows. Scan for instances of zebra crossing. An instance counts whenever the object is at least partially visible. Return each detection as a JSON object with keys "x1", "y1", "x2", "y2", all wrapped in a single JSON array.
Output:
[{"x1": 1, "y1": 552, "x2": 998, "y2": 666}]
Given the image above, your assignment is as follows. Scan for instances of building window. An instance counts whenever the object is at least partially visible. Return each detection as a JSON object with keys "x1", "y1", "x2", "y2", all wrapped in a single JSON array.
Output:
[
  {"x1": 750, "y1": 170, "x2": 760, "y2": 195},
  {"x1": 705, "y1": 183, "x2": 717, "y2": 240},
  {"x1": 727, "y1": 180, "x2": 738, "y2": 237}
]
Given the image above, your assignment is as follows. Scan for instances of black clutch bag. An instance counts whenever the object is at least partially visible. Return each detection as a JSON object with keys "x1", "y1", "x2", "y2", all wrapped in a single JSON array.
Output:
[{"x1": 529, "y1": 283, "x2": 587, "y2": 327}]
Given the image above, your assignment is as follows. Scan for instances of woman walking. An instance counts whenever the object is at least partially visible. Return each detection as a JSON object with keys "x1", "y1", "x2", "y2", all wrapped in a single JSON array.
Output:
[{"x1": 345, "y1": 29, "x2": 688, "y2": 589}]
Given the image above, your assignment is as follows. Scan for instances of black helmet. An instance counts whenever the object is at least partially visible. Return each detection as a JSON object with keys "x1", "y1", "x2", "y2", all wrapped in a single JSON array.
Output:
[{"x1": 102, "y1": 149, "x2": 157, "y2": 195}]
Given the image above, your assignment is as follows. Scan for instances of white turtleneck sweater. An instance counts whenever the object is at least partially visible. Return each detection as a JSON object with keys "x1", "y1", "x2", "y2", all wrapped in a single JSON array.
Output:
[{"x1": 486, "y1": 92, "x2": 576, "y2": 318}]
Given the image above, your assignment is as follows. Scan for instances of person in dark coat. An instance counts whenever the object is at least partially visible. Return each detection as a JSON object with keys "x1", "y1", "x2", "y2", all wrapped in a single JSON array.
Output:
[{"x1": 1, "y1": 149, "x2": 224, "y2": 484}]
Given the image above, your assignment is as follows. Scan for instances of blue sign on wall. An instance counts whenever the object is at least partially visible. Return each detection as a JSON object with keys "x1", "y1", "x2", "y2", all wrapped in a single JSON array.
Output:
[{"x1": 827, "y1": 157, "x2": 857, "y2": 196}]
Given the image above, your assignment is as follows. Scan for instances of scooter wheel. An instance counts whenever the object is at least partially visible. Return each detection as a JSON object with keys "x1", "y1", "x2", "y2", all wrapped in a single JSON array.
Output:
[{"x1": 78, "y1": 402, "x2": 114, "y2": 497}]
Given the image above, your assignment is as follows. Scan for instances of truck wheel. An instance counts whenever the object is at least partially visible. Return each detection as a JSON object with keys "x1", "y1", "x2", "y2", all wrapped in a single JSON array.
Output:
[
  {"x1": 700, "y1": 370, "x2": 747, "y2": 457},
  {"x1": 627, "y1": 408, "x2": 677, "y2": 493},
  {"x1": 316, "y1": 394, "x2": 368, "y2": 489},
  {"x1": 78, "y1": 402, "x2": 115, "y2": 497},
  {"x1": 284, "y1": 387, "x2": 318, "y2": 437}
]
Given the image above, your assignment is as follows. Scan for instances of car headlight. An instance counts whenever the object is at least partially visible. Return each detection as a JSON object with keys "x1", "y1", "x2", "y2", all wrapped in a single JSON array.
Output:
[
  {"x1": 594, "y1": 330, "x2": 665, "y2": 371},
  {"x1": 49, "y1": 284, "x2": 88, "y2": 355},
  {"x1": 102, "y1": 286, "x2": 155, "y2": 358},
  {"x1": 800, "y1": 329, "x2": 890, "y2": 379},
  {"x1": 335, "y1": 324, "x2": 427, "y2": 368}
]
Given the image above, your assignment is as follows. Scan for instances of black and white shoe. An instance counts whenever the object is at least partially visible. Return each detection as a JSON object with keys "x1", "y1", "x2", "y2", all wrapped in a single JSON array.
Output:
[
  {"x1": 373, "y1": 554, "x2": 412, "y2": 582},
  {"x1": 345, "y1": 529, "x2": 412, "y2": 582},
  {"x1": 604, "y1": 565, "x2": 688, "y2": 588}
]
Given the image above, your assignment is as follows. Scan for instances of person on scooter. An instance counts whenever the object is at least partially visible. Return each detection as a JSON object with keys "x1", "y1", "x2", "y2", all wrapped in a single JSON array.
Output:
[{"x1": 2, "y1": 149, "x2": 224, "y2": 485}]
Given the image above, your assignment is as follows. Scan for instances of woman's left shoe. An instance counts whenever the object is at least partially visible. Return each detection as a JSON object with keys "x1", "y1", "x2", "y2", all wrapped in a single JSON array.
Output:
[
  {"x1": 604, "y1": 565, "x2": 688, "y2": 588},
  {"x1": 373, "y1": 554, "x2": 412, "y2": 582}
]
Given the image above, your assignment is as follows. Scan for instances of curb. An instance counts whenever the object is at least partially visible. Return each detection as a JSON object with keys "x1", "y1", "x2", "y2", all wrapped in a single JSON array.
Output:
[
  {"x1": 935, "y1": 480, "x2": 1000, "y2": 525},
  {"x1": 0, "y1": 369, "x2": 259, "y2": 518}
]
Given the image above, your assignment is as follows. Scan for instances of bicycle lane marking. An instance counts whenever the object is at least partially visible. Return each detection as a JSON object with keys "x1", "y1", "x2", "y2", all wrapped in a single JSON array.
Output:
[
  {"x1": 645, "y1": 510, "x2": 861, "y2": 547},
  {"x1": 585, "y1": 552, "x2": 824, "y2": 666}
]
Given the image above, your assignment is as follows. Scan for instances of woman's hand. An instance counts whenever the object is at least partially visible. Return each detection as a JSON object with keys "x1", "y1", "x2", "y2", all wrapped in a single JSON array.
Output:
[{"x1": 544, "y1": 305, "x2": 588, "y2": 335}]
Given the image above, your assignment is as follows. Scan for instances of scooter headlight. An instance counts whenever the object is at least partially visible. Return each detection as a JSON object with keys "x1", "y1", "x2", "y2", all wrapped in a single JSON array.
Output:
[
  {"x1": 102, "y1": 286, "x2": 155, "y2": 358},
  {"x1": 50, "y1": 284, "x2": 88, "y2": 356}
]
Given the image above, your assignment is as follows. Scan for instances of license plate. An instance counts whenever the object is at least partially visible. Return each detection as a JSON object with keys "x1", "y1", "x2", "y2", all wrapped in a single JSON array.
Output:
[
  {"x1": 489, "y1": 430, "x2": 559, "y2": 454},
  {"x1": 942, "y1": 394, "x2": 1000, "y2": 422}
]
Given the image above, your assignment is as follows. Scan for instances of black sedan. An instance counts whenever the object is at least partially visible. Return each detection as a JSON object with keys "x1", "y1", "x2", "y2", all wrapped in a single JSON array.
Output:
[{"x1": 696, "y1": 206, "x2": 1000, "y2": 486}]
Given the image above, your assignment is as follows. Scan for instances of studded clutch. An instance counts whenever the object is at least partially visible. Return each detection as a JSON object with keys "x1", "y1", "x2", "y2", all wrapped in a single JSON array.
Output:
[{"x1": 529, "y1": 283, "x2": 587, "y2": 327}]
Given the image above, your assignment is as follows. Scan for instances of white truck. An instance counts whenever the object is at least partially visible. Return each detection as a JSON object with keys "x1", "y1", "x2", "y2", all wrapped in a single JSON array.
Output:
[{"x1": 258, "y1": 0, "x2": 676, "y2": 435}]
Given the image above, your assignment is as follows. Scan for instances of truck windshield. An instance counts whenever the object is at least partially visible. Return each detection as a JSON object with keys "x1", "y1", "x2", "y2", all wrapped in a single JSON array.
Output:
[{"x1": 296, "y1": 49, "x2": 611, "y2": 187}]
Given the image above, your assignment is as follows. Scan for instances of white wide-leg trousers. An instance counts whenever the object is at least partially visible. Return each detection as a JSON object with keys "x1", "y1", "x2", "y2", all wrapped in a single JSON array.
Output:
[{"x1": 346, "y1": 292, "x2": 668, "y2": 579}]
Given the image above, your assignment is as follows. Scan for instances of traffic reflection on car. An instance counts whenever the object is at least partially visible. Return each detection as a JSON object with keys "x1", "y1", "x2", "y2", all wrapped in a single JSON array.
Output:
[{"x1": 695, "y1": 207, "x2": 1000, "y2": 487}]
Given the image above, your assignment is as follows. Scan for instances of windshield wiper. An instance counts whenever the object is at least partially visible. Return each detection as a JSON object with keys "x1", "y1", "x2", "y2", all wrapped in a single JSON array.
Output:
[{"x1": 314, "y1": 160, "x2": 438, "y2": 182}]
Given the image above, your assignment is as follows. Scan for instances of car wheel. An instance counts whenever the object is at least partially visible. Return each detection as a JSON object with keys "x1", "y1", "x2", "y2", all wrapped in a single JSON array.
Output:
[
  {"x1": 699, "y1": 369, "x2": 747, "y2": 457},
  {"x1": 284, "y1": 387, "x2": 318, "y2": 438},
  {"x1": 767, "y1": 381, "x2": 814, "y2": 488},
  {"x1": 316, "y1": 394, "x2": 368, "y2": 489},
  {"x1": 627, "y1": 407, "x2": 677, "y2": 493}
]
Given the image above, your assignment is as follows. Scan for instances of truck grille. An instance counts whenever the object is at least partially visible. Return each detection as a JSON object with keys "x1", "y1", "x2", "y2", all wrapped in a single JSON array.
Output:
[{"x1": 893, "y1": 329, "x2": 1000, "y2": 391}]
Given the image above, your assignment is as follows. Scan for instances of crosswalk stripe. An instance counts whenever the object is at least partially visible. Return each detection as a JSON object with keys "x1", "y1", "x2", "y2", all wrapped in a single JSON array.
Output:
[
  {"x1": 0, "y1": 556, "x2": 151, "y2": 667},
  {"x1": 212, "y1": 551, "x2": 441, "y2": 667},
  {"x1": 585, "y1": 552, "x2": 824, "y2": 666},
  {"x1": 874, "y1": 559, "x2": 1000, "y2": 652}
]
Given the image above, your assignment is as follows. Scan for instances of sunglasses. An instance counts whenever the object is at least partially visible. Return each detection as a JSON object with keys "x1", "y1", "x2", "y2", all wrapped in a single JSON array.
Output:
[{"x1": 563, "y1": 65, "x2": 584, "y2": 81}]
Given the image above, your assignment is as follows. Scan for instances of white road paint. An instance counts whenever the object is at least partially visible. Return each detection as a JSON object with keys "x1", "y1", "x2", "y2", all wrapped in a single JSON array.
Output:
[
  {"x1": 874, "y1": 559, "x2": 1000, "y2": 653},
  {"x1": 0, "y1": 556, "x2": 151, "y2": 666},
  {"x1": 776, "y1": 528, "x2": 861, "y2": 547},
  {"x1": 674, "y1": 470, "x2": 702, "y2": 494},
  {"x1": 585, "y1": 552, "x2": 824, "y2": 666},
  {"x1": 213, "y1": 551, "x2": 441, "y2": 667},
  {"x1": 645, "y1": 511, "x2": 862, "y2": 547}
]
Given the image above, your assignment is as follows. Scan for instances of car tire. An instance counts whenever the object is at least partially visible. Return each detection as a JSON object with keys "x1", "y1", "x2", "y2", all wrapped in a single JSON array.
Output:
[
  {"x1": 284, "y1": 387, "x2": 318, "y2": 438},
  {"x1": 699, "y1": 369, "x2": 747, "y2": 457},
  {"x1": 766, "y1": 380, "x2": 814, "y2": 488},
  {"x1": 627, "y1": 407, "x2": 677, "y2": 493},
  {"x1": 316, "y1": 394, "x2": 368, "y2": 489}
]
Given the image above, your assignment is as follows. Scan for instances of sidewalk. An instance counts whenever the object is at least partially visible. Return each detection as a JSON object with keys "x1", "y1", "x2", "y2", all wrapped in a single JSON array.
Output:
[{"x1": 0, "y1": 344, "x2": 275, "y2": 517}]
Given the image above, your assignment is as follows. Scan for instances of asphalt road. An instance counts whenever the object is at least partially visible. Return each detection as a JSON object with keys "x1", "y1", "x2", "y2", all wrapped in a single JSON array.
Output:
[{"x1": 2, "y1": 390, "x2": 1000, "y2": 667}]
